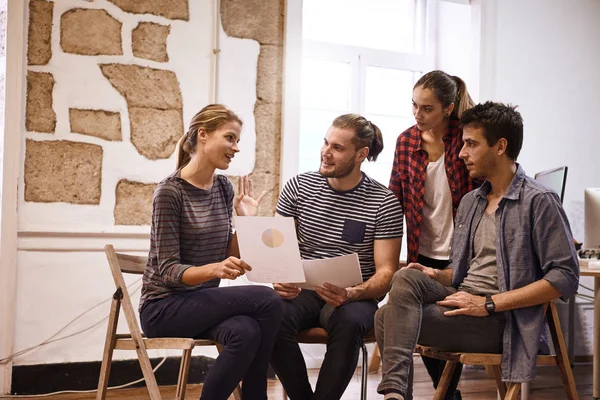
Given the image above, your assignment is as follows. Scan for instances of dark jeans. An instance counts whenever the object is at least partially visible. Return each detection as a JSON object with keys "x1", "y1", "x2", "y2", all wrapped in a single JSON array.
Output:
[
  {"x1": 270, "y1": 290, "x2": 378, "y2": 400},
  {"x1": 417, "y1": 255, "x2": 462, "y2": 400},
  {"x1": 140, "y1": 285, "x2": 283, "y2": 400},
  {"x1": 375, "y1": 268, "x2": 505, "y2": 399}
]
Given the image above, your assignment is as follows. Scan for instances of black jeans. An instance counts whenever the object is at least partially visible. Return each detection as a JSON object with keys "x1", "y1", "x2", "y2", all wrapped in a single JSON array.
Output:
[
  {"x1": 417, "y1": 254, "x2": 463, "y2": 400},
  {"x1": 140, "y1": 285, "x2": 283, "y2": 400},
  {"x1": 270, "y1": 290, "x2": 378, "y2": 400}
]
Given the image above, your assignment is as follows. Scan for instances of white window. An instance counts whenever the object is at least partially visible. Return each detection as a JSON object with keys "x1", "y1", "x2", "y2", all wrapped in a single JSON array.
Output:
[
  {"x1": 282, "y1": 0, "x2": 477, "y2": 187},
  {"x1": 294, "y1": 0, "x2": 433, "y2": 185}
]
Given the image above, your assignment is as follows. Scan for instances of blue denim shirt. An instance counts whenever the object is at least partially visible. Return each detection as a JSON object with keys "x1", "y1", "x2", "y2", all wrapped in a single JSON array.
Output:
[{"x1": 450, "y1": 165, "x2": 579, "y2": 382}]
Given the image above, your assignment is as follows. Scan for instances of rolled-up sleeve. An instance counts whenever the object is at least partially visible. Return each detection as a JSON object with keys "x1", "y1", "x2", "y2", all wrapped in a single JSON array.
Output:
[{"x1": 532, "y1": 192, "x2": 580, "y2": 299}]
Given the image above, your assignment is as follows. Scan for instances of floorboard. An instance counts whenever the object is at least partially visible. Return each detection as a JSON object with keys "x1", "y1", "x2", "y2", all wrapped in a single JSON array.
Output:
[{"x1": 5, "y1": 356, "x2": 593, "y2": 399}]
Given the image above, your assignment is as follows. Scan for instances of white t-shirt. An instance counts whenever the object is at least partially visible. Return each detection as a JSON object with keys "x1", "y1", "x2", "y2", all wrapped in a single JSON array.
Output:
[{"x1": 418, "y1": 154, "x2": 454, "y2": 260}]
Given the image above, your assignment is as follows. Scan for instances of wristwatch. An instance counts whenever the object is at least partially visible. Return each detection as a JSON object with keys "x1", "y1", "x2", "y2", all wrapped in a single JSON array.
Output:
[{"x1": 484, "y1": 294, "x2": 496, "y2": 315}]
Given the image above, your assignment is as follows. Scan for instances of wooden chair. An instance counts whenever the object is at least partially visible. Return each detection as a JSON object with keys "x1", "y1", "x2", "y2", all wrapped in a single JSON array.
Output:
[
  {"x1": 281, "y1": 327, "x2": 376, "y2": 400},
  {"x1": 97, "y1": 244, "x2": 242, "y2": 400},
  {"x1": 415, "y1": 302, "x2": 579, "y2": 400}
]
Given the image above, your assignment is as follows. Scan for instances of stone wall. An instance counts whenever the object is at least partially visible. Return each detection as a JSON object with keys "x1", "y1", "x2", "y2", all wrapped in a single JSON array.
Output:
[
  {"x1": 24, "y1": 0, "x2": 285, "y2": 223},
  {"x1": 222, "y1": 0, "x2": 285, "y2": 216},
  {"x1": 25, "y1": 0, "x2": 187, "y2": 224}
]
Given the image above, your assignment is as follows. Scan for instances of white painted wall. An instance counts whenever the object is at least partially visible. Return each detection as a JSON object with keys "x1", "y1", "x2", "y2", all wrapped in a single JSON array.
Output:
[
  {"x1": 478, "y1": 0, "x2": 600, "y2": 356},
  {"x1": 435, "y1": 1, "x2": 476, "y2": 100},
  {"x1": 8, "y1": 0, "x2": 260, "y2": 367}
]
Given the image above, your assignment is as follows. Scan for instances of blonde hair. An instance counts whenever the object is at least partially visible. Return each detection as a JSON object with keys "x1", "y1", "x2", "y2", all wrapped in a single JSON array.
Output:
[{"x1": 176, "y1": 104, "x2": 243, "y2": 169}]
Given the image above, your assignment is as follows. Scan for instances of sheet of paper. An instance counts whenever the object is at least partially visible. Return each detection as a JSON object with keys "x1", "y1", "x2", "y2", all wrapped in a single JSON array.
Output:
[
  {"x1": 296, "y1": 253, "x2": 363, "y2": 290},
  {"x1": 234, "y1": 216, "x2": 306, "y2": 283}
]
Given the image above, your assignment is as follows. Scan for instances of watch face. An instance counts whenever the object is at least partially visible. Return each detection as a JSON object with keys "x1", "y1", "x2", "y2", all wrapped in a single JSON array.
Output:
[{"x1": 485, "y1": 300, "x2": 495, "y2": 314}]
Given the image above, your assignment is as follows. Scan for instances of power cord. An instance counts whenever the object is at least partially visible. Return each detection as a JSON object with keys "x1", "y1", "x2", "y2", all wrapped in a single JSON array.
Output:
[
  {"x1": 0, "y1": 279, "x2": 172, "y2": 398},
  {"x1": 0, "y1": 356, "x2": 167, "y2": 398},
  {"x1": 0, "y1": 280, "x2": 142, "y2": 364}
]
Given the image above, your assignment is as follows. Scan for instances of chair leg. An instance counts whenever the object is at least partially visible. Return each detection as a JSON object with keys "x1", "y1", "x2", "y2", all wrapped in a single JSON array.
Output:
[
  {"x1": 547, "y1": 303, "x2": 580, "y2": 400},
  {"x1": 504, "y1": 383, "x2": 521, "y2": 400},
  {"x1": 134, "y1": 345, "x2": 163, "y2": 400},
  {"x1": 361, "y1": 343, "x2": 369, "y2": 400},
  {"x1": 369, "y1": 343, "x2": 381, "y2": 374},
  {"x1": 96, "y1": 297, "x2": 120, "y2": 400},
  {"x1": 216, "y1": 343, "x2": 242, "y2": 400},
  {"x1": 176, "y1": 348, "x2": 193, "y2": 400},
  {"x1": 491, "y1": 365, "x2": 506, "y2": 399},
  {"x1": 432, "y1": 361, "x2": 457, "y2": 400}
]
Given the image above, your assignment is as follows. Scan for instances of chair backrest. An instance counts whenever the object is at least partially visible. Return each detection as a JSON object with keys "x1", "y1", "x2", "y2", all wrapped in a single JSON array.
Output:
[{"x1": 104, "y1": 244, "x2": 147, "y2": 342}]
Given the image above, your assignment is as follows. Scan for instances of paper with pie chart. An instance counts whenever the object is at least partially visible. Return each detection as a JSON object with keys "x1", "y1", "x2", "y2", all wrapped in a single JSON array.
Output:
[{"x1": 234, "y1": 216, "x2": 306, "y2": 283}]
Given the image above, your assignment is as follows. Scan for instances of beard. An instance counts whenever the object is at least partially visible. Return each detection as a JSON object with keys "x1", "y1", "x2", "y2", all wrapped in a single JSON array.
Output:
[{"x1": 319, "y1": 157, "x2": 355, "y2": 178}]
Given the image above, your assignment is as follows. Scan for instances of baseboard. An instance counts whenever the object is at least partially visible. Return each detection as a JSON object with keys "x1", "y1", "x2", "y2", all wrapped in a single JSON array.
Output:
[{"x1": 11, "y1": 355, "x2": 275, "y2": 395}]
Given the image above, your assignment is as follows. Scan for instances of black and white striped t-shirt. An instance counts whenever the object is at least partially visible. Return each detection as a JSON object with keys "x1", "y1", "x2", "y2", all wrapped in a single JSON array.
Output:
[
  {"x1": 140, "y1": 172, "x2": 234, "y2": 309},
  {"x1": 277, "y1": 171, "x2": 404, "y2": 281}
]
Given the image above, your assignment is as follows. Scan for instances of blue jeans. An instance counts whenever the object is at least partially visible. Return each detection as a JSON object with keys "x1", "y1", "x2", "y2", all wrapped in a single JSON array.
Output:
[
  {"x1": 417, "y1": 254, "x2": 463, "y2": 400},
  {"x1": 375, "y1": 269, "x2": 505, "y2": 399},
  {"x1": 140, "y1": 285, "x2": 283, "y2": 400},
  {"x1": 270, "y1": 290, "x2": 378, "y2": 400}
]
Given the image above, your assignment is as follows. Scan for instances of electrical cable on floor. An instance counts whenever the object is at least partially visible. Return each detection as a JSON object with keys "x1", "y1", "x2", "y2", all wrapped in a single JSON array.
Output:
[
  {"x1": 0, "y1": 280, "x2": 173, "y2": 398},
  {"x1": 578, "y1": 282, "x2": 596, "y2": 293},
  {"x1": 0, "y1": 355, "x2": 168, "y2": 398},
  {"x1": 575, "y1": 293, "x2": 594, "y2": 302},
  {"x1": 0, "y1": 279, "x2": 141, "y2": 364}
]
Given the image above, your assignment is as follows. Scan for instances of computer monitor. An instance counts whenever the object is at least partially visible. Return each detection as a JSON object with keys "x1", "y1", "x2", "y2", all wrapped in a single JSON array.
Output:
[
  {"x1": 534, "y1": 166, "x2": 568, "y2": 203},
  {"x1": 584, "y1": 188, "x2": 600, "y2": 250}
]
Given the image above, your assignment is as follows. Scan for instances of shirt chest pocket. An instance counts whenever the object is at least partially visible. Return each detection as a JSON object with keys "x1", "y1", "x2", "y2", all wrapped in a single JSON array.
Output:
[{"x1": 342, "y1": 219, "x2": 367, "y2": 244}]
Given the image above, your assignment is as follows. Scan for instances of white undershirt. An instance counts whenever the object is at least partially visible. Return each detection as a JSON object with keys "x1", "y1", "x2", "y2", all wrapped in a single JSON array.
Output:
[{"x1": 418, "y1": 154, "x2": 454, "y2": 260}]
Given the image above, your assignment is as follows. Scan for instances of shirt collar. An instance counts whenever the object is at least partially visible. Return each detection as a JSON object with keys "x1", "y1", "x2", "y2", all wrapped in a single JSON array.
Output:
[{"x1": 475, "y1": 163, "x2": 525, "y2": 200}]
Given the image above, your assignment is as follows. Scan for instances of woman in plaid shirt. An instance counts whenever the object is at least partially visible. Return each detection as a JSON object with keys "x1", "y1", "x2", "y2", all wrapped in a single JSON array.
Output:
[{"x1": 388, "y1": 70, "x2": 479, "y2": 400}]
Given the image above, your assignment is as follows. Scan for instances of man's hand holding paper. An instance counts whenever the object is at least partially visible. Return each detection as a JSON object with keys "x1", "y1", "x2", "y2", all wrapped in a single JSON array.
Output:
[{"x1": 315, "y1": 282, "x2": 354, "y2": 307}]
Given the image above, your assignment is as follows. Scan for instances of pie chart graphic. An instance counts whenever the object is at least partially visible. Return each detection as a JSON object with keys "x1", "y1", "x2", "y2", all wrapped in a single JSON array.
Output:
[{"x1": 262, "y1": 228, "x2": 285, "y2": 248}]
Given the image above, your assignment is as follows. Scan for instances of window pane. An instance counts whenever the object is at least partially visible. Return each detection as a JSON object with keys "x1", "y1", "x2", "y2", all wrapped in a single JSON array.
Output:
[
  {"x1": 303, "y1": 0, "x2": 420, "y2": 53},
  {"x1": 362, "y1": 115, "x2": 412, "y2": 185},
  {"x1": 301, "y1": 58, "x2": 351, "y2": 111},
  {"x1": 365, "y1": 67, "x2": 419, "y2": 118},
  {"x1": 298, "y1": 109, "x2": 341, "y2": 173}
]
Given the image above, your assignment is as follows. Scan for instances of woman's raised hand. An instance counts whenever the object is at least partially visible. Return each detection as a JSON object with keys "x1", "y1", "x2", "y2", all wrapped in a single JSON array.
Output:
[{"x1": 234, "y1": 176, "x2": 267, "y2": 216}]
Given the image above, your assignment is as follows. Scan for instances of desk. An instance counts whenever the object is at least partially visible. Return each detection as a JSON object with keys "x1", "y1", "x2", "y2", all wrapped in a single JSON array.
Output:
[{"x1": 580, "y1": 265, "x2": 600, "y2": 400}]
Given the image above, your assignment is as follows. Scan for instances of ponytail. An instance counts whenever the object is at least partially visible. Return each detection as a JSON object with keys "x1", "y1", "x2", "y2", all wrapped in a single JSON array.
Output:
[
  {"x1": 332, "y1": 114, "x2": 384, "y2": 162},
  {"x1": 367, "y1": 122, "x2": 384, "y2": 161},
  {"x1": 175, "y1": 134, "x2": 191, "y2": 170},
  {"x1": 415, "y1": 70, "x2": 474, "y2": 119},
  {"x1": 452, "y1": 75, "x2": 475, "y2": 118}
]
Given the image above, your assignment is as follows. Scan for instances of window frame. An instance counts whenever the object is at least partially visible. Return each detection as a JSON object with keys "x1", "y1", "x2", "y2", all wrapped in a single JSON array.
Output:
[{"x1": 281, "y1": 0, "x2": 437, "y2": 186}]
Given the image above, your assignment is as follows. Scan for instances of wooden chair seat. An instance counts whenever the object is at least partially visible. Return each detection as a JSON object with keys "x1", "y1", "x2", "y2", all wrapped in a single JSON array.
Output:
[
  {"x1": 415, "y1": 345, "x2": 559, "y2": 366},
  {"x1": 97, "y1": 245, "x2": 241, "y2": 400},
  {"x1": 413, "y1": 302, "x2": 578, "y2": 400},
  {"x1": 282, "y1": 327, "x2": 376, "y2": 400},
  {"x1": 112, "y1": 334, "x2": 216, "y2": 351}
]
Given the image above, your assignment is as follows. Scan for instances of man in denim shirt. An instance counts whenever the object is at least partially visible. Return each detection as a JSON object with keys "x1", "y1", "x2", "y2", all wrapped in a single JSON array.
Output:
[{"x1": 375, "y1": 102, "x2": 580, "y2": 400}]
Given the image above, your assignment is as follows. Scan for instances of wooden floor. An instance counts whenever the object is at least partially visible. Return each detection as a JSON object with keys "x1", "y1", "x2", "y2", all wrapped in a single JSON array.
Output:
[{"x1": 5, "y1": 357, "x2": 594, "y2": 399}]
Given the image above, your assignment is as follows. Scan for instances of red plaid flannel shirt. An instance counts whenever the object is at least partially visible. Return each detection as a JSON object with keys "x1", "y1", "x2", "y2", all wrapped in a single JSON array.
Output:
[{"x1": 389, "y1": 117, "x2": 479, "y2": 263}]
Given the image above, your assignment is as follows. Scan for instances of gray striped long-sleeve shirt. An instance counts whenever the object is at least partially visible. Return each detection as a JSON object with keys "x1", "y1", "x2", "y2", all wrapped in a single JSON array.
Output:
[{"x1": 140, "y1": 172, "x2": 234, "y2": 310}]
